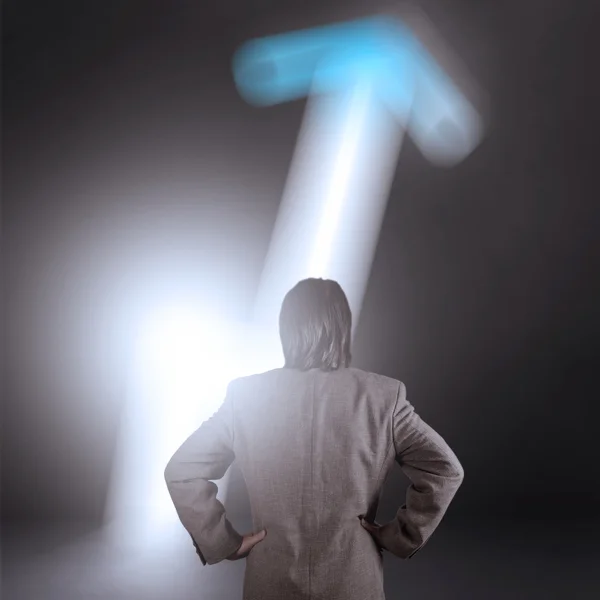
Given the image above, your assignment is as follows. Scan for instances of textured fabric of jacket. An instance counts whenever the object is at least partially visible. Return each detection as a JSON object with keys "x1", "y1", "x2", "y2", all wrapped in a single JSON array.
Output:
[{"x1": 164, "y1": 367, "x2": 464, "y2": 600}]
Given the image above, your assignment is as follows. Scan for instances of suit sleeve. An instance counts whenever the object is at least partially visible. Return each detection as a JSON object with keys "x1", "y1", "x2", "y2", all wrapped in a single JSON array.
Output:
[
  {"x1": 377, "y1": 381, "x2": 464, "y2": 559},
  {"x1": 164, "y1": 380, "x2": 244, "y2": 566}
]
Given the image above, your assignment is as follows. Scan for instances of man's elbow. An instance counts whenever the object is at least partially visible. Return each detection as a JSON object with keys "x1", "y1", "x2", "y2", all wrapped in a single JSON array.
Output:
[
  {"x1": 449, "y1": 457, "x2": 464, "y2": 486},
  {"x1": 443, "y1": 452, "x2": 464, "y2": 485},
  {"x1": 164, "y1": 458, "x2": 179, "y2": 487}
]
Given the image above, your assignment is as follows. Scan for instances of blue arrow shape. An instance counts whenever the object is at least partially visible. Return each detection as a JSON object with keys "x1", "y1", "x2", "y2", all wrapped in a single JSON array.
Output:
[
  {"x1": 232, "y1": 15, "x2": 483, "y2": 356},
  {"x1": 233, "y1": 18, "x2": 413, "y2": 109},
  {"x1": 233, "y1": 16, "x2": 481, "y2": 165}
]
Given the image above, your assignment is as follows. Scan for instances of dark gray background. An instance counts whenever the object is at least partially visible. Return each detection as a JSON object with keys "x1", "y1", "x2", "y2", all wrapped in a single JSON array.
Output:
[{"x1": 3, "y1": 1, "x2": 599, "y2": 598}]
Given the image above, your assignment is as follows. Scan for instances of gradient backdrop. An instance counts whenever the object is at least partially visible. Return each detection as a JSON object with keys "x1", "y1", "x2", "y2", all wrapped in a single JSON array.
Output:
[{"x1": 3, "y1": 1, "x2": 600, "y2": 598}]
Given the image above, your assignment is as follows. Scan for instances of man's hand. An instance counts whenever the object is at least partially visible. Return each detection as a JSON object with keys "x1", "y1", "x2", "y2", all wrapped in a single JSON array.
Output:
[{"x1": 226, "y1": 529, "x2": 267, "y2": 561}]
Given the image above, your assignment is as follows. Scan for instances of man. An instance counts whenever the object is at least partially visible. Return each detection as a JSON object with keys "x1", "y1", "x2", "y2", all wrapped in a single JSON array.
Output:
[{"x1": 164, "y1": 278, "x2": 464, "y2": 599}]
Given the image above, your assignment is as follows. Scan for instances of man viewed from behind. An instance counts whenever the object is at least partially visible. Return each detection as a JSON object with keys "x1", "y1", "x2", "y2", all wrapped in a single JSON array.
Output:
[{"x1": 165, "y1": 278, "x2": 464, "y2": 600}]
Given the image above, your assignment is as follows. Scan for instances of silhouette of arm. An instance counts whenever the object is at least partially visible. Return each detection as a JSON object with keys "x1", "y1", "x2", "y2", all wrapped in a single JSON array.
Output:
[
  {"x1": 164, "y1": 380, "x2": 243, "y2": 566},
  {"x1": 377, "y1": 382, "x2": 464, "y2": 559}
]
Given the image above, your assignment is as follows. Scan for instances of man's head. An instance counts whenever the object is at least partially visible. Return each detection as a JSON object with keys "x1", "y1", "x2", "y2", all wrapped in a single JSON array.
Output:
[{"x1": 279, "y1": 278, "x2": 352, "y2": 371}]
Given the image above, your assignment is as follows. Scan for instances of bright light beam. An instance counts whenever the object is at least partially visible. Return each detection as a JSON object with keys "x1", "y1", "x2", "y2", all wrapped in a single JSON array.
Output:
[
  {"x1": 307, "y1": 82, "x2": 373, "y2": 277},
  {"x1": 103, "y1": 304, "x2": 245, "y2": 550}
]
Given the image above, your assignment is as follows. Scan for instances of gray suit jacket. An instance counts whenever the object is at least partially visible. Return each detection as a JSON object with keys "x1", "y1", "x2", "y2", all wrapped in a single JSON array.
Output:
[{"x1": 164, "y1": 367, "x2": 464, "y2": 600}]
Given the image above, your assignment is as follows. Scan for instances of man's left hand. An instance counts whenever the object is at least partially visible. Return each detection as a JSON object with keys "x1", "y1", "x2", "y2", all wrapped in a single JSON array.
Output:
[{"x1": 226, "y1": 529, "x2": 267, "y2": 560}]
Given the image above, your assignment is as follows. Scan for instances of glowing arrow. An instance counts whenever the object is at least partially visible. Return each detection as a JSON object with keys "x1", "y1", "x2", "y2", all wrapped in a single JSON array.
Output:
[{"x1": 233, "y1": 15, "x2": 482, "y2": 361}]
